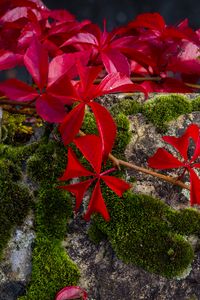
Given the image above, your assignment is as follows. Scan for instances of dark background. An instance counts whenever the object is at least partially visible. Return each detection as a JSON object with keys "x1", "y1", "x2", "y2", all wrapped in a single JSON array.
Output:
[{"x1": 43, "y1": 0, "x2": 200, "y2": 30}]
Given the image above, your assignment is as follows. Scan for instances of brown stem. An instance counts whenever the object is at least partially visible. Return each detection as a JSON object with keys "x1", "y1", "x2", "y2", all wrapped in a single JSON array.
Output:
[
  {"x1": 0, "y1": 100, "x2": 35, "y2": 107},
  {"x1": 79, "y1": 130, "x2": 190, "y2": 191},
  {"x1": 2, "y1": 107, "x2": 37, "y2": 117},
  {"x1": 117, "y1": 158, "x2": 190, "y2": 191}
]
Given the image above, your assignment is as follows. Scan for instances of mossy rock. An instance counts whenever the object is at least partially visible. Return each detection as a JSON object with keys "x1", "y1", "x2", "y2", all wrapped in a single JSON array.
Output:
[
  {"x1": 0, "y1": 157, "x2": 32, "y2": 259},
  {"x1": 143, "y1": 94, "x2": 192, "y2": 131},
  {"x1": 88, "y1": 188, "x2": 200, "y2": 278},
  {"x1": 35, "y1": 184, "x2": 72, "y2": 240},
  {"x1": 18, "y1": 236, "x2": 80, "y2": 300},
  {"x1": 27, "y1": 140, "x2": 67, "y2": 183},
  {"x1": 191, "y1": 96, "x2": 200, "y2": 111},
  {"x1": 110, "y1": 98, "x2": 142, "y2": 116}
]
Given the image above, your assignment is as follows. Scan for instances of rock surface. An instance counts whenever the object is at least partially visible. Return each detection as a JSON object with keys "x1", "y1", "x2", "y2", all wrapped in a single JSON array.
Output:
[
  {"x1": 1, "y1": 94, "x2": 200, "y2": 299},
  {"x1": 0, "y1": 214, "x2": 35, "y2": 300},
  {"x1": 64, "y1": 95, "x2": 200, "y2": 300}
]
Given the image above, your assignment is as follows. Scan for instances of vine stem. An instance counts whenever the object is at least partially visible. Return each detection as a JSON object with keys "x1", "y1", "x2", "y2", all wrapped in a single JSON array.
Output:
[{"x1": 79, "y1": 130, "x2": 190, "y2": 191}]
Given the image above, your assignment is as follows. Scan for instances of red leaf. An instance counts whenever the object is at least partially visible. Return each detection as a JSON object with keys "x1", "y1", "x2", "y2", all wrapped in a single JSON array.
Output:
[
  {"x1": 59, "y1": 180, "x2": 93, "y2": 212},
  {"x1": 148, "y1": 148, "x2": 183, "y2": 169},
  {"x1": 59, "y1": 103, "x2": 85, "y2": 146},
  {"x1": 84, "y1": 180, "x2": 110, "y2": 221},
  {"x1": 74, "y1": 135, "x2": 102, "y2": 173},
  {"x1": 24, "y1": 37, "x2": 48, "y2": 90},
  {"x1": 0, "y1": 50, "x2": 22, "y2": 71},
  {"x1": 48, "y1": 51, "x2": 90, "y2": 85},
  {"x1": 0, "y1": 78, "x2": 37, "y2": 101},
  {"x1": 89, "y1": 102, "x2": 116, "y2": 159},
  {"x1": 55, "y1": 286, "x2": 88, "y2": 300},
  {"x1": 61, "y1": 32, "x2": 98, "y2": 48},
  {"x1": 59, "y1": 148, "x2": 94, "y2": 181},
  {"x1": 35, "y1": 94, "x2": 67, "y2": 123},
  {"x1": 163, "y1": 124, "x2": 200, "y2": 161},
  {"x1": 101, "y1": 49, "x2": 130, "y2": 76},
  {"x1": 128, "y1": 13, "x2": 165, "y2": 31},
  {"x1": 101, "y1": 175, "x2": 131, "y2": 196},
  {"x1": 189, "y1": 168, "x2": 200, "y2": 205},
  {"x1": 47, "y1": 73, "x2": 77, "y2": 103},
  {"x1": 76, "y1": 62, "x2": 102, "y2": 93},
  {"x1": 96, "y1": 72, "x2": 146, "y2": 96}
]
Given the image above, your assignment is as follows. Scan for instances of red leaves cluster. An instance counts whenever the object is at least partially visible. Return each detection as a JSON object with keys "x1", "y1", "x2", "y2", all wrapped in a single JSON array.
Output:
[
  {"x1": 148, "y1": 124, "x2": 200, "y2": 205},
  {"x1": 58, "y1": 135, "x2": 130, "y2": 221},
  {"x1": 0, "y1": 0, "x2": 200, "y2": 220}
]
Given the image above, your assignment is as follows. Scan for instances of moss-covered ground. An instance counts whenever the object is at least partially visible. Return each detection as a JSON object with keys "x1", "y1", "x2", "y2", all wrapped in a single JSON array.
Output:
[{"x1": 0, "y1": 93, "x2": 200, "y2": 298}]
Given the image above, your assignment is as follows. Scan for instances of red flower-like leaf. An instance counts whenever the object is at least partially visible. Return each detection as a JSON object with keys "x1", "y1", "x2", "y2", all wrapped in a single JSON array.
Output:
[
  {"x1": 148, "y1": 124, "x2": 200, "y2": 205},
  {"x1": 55, "y1": 286, "x2": 88, "y2": 300},
  {"x1": 58, "y1": 135, "x2": 130, "y2": 221}
]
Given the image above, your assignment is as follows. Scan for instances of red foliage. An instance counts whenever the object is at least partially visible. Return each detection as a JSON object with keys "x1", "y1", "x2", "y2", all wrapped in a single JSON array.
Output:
[
  {"x1": 148, "y1": 124, "x2": 200, "y2": 205},
  {"x1": 0, "y1": 0, "x2": 200, "y2": 220},
  {"x1": 58, "y1": 135, "x2": 130, "y2": 221}
]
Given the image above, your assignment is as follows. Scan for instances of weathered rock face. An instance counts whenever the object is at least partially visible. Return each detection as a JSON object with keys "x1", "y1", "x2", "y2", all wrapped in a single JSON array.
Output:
[
  {"x1": 65, "y1": 215, "x2": 200, "y2": 300},
  {"x1": 0, "y1": 214, "x2": 35, "y2": 300},
  {"x1": 64, "y1": 94, "x2": 200, "y2": 300},
  {"x1": 1, "y1": 93, "x2": 200, "y2": 300}
]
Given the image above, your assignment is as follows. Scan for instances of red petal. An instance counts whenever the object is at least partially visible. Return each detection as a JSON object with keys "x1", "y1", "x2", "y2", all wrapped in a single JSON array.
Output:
[
  {"x1": 59, "y1": 103, "x2": 85, "y2": 146},
  {"x1": 0, "y1": 79, "x2": 37, "y2": 101},
  {"x1": 35, "y1": 94, "x2": 67, "y2": 123},
  {"x1": 101, "y1": 49, "x2": 130, "y2": 76},
  {"x1": 47, "y1": 73, "x2": 77, "y2": 103},
  {"x1": 61, "y1": 32, "x2": 98, "y2": 48},
  {"x1": 101, "y1": 175, "x2": 130, "y2": 196},
  {"x1": 163, "y1": 124, "x2": 200, "y2": 162},
  {"x1": 193, "y1": 163, "x2": 200, "y2": 168},
  {"x1": 89, "y1": 102, "x2": 116, "y2": 159},
  {"x1": 59, "y1": 180, "x2": 93, "y2": 212},
  {"x1": 74, "y1": 135, "x2": 102, "y2": 173},
  {"x1": 128, "y1": 13, "x2": 165, "y2": 31},
  {"x1": 55, "y1": 286, "x2": 88, "y2": 300},
  {"x1": 189, "y1": 168, "x2": 200, "y2": 205},
  {"x1": 59, "y1": 148, "x2": 94, "y2": 181},
  {"x1": 162, "y1": 134, "x2": 190, "y2": 162},
  {"x1": 96, "y1": 72, "x2": 146, "y2": 96},
  {"x1": 84, "y1": 181, "x2": 110, "y2": 221},
  {"x1": 76, "y1": 62, "x2": 102, "y2": 92},
  {"x1": 148, "y1": 148, "x2": 183, "y2": 169},
  {"x1": 48, "y1": 51, "x2": 90, "y2": 85},
  {"x1": 0, "y1": 50, "x2": 22, "y2": 71},
  {"x1": 24, "y1": 37, "x2": 48, "y2": 90}
]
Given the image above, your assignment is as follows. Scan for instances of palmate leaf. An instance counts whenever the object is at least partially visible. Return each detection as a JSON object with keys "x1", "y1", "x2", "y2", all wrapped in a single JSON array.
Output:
[
  {"x1": 189, "y1": 168, "x2": 200, "y2": 205},
  {"x1": 74, "y1": 135, "x2": 102, "y2": 173},
  {"x1": 24, "y1": 36, "x2": 49, "y2": 90},
  {"x1": 55, "y1": 286, "x2": 88, "y2": 300},
  {"x1": 59, "y1": 135, "x2": 130, "y2": 221},
  {"x1": 0, "y1": 78, "x2": 37, "y2": 101},
  {"x1": 148, "y1": 124, "x2": 200, "y2": 206},
  {"x1": 89, "y1": 102, "x2": 116, "y2": 160}
]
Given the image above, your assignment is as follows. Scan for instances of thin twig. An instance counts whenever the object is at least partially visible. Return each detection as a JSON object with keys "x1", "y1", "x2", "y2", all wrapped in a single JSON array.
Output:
[
  {"x1": 79, "y1": 130, "x2": 190, "y2": 191},
  {"x1": 0, "y1": 100, "x2": 35, "y2": 107}
]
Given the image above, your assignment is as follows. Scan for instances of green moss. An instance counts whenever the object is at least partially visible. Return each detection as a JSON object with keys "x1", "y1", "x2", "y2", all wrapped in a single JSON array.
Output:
[
  {"x1": 113, "y1": 113, "x2": 131, "y2": 157},
  {"x1": 191, "y1": 96, "x2": 200, "y2": 111},
  {"x1": 89, "y1": 188, "x2": 200, "y2": 278},
  {"x1": 27, "y1": 140, "x2": 67, "y2": 183},
  {"x1": 0, "y1": 142, "x2": 39, "y2": 166},
  {"x1": 81, "y1": 112, "x2": 98, "y2": 135},
  {"x1": 19, "y1": 236, "x2": 80, "y2": 300},
  {"x1": 35, "y1": 184, "x2": 72, "y2": 240},
  {"x1": 1, "y1": 111, "x2": 33, "y2": 145},
  {"x1": 143, "y1": 94, "x2": 192, "y2": 131},
  {"x1": 0, "y1": 158, "x2": 32, "y2": 259},
  {"x1": 110, "y1": 99, "x2": 142, "y2": 116}
]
